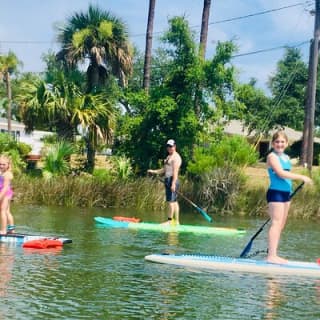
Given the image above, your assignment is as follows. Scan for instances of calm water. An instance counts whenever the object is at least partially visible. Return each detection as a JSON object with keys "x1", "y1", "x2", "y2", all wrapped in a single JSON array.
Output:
[{"x1": 0, "y1": 205, "x2": 319, "y2": 319}]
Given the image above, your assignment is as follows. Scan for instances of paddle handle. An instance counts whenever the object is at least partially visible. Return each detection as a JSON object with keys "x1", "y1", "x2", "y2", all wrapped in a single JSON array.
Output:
[{"x1": 289, "y1": 182, "x2": 304, "y2": 199}]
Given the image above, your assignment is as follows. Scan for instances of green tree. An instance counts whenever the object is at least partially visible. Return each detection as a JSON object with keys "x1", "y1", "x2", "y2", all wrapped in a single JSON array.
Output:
[
  {"x1": 268, "y1": 47, "x2": 308, "y2": 131},
  {"x1": 127, "y1": 47, "x2": 171, "y2": 93},
  {"x1": 56, "y1": 4, "x2": 133, "y2": 93},
  {"x1": 117, "y1": 16, "x2": 237, "y2": 172},
  {"x1": 235, "y1": 79, "x2": 272, "y2": 134},
  {"x1": 187, "y1": 135, "x2": 258, "y2": 175}
]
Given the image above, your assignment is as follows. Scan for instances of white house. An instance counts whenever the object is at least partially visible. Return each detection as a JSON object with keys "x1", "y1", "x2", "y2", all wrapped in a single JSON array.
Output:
[{"x1": 0, "y1": 117, "x2": 53, "y2": 155}]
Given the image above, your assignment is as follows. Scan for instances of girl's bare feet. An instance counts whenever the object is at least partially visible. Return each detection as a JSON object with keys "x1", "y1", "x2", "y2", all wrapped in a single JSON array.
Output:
[{"x1": 266, "y1": 255, "x2": 288, "y2": 264}]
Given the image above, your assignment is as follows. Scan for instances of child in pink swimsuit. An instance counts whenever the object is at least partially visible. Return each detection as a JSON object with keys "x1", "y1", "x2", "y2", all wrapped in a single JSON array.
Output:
[{"x1": 0, "y1": 155, "x2": 14, "y2": 234}]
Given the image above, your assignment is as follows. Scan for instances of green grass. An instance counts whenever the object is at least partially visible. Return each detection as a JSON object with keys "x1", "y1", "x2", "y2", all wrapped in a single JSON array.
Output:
[{"x1": 11, "y1": 167, "x2": 320, "y2": 219}]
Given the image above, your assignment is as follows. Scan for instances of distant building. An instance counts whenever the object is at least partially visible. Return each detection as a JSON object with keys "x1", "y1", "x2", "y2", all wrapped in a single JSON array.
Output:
[
  {"x1": 224, "y1": 119, "x2": 320, "y2": 159},
  {"x1": 0, "y1": 117, "x2": 53, "y2": 155}
]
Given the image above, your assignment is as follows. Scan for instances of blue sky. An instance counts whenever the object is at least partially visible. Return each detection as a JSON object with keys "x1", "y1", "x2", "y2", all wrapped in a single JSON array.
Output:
[{"x1": 0, "y1": 0, "x2": 315, "y2": 93}]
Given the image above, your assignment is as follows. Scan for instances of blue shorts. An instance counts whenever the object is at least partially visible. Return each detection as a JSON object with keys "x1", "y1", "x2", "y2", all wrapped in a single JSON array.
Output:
[
  {"x1": 266, "y1": 189, "x2": 291, "y2": 203},
  {"x1": 165, "y1": 177, "x2": 179, "y2": 202}
]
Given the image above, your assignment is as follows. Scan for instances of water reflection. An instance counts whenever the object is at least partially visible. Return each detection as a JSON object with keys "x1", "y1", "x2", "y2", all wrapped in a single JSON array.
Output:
[
  {"x1": 22, "y1": 247, "x2": 63, "y2": 255},
  {"x1": 264, "y1": 279, "x2": 284, "y2": 320},
  {"x1": 316, "y1": 280, "x2": 320, "y2": 303},
  {"x1": 263, "y1": 277, "x2": 320, "y2": 320},
  {"x1": 166, "y1": 232, "x2": 179, "y2": 249},
  {"x1": 0, "y1": 244, "x2": 14, "y2": 297}
]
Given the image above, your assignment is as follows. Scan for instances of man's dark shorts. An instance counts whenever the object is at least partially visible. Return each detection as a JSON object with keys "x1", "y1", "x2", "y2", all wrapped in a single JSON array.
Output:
[{"x1": 165, "y1": 176, "x2": 179, "y2": 202}]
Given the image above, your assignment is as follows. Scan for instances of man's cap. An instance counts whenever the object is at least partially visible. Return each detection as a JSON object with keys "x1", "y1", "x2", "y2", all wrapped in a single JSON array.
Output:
[{"x1": 166, "y1": 139, "x2": 176, "y2": 146}]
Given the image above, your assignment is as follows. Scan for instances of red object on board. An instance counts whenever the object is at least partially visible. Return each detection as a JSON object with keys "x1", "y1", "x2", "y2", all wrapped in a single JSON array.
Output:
[
  {"x1": 113, "y1": 216, "x2": 141, "y2": 223},
  {"x1": 22, "y1": 239, "x2": 63, "y2": 249}
]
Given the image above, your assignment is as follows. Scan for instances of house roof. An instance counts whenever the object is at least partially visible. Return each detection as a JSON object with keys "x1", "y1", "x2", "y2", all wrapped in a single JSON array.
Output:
[{"x1": 224, "y1": 120, "x2": 320, "y2": 144}]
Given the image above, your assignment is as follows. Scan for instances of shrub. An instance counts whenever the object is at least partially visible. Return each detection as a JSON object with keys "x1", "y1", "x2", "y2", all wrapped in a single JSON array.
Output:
[
  {"x1": 187, "y1": 135, "x2": 258, "y2": 175},
  {"x1": 42, "y1": 141, "x2": 75, "y2": 178},
  {"x1": 17, "y1": 142, "x2": 32, "y2": 158},
  {"x1": 192, "y1": 166, "x2": 247, "y2": 214},
  {"x1": 41, "y1": 134, "x2": 59, "y2": 145},
  {"x1": 111, "y1": 156, "x2": 133, "y2": 180},
  {"x1": 0, "y1": 133, "x2": 27, "y2": 172},
  {"x1": 92, "y1": 168, "x2": 114, "y2": 183}
]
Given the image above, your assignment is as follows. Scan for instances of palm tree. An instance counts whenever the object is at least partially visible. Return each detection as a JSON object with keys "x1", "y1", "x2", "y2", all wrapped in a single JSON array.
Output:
[
  {"x1": 0, "y1": 51, "x2": 20, "y2": 133},
  {"x1": 56, "y1": 4, "x2": 133, "y2": 93},
  {"x1": 71, "y1": 93, "x2": 117, "y2": 171},
  {"x1": 143, "y1": 0, "x2": 156, "y2": 93},
  {"x1": 199, "y1": 0, "x2": 212, "y2": 59},
  {"x1": 17, "y1": 73, "x2": 117, "y2": 172},
  {"x1": 17, "y1": 74, "x2": 73, "y2": 137}
]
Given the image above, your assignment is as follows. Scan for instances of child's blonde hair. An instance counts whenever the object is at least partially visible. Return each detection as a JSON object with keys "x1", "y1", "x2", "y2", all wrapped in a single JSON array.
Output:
[
  {"x1": 271, "y1": 130, "x2": 288, "y2": 143},
  {"x1": 0, "y1": 154, "x2": 12, "y2": 172}
]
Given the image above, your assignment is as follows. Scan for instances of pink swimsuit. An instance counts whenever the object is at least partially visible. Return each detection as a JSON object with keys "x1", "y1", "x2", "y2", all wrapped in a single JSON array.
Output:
[{"x1": 0, "y1": 175, "x2": 13, "y2": 199}]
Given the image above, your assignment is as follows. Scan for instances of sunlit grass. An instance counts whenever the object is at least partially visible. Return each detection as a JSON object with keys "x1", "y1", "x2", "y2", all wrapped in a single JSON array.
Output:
[
  {"x1": 11, "y1": 166, "x2": 320, "y2": 219},
  {"x1": 14, "y1": 174, "x2": 166, "y2": 210}
]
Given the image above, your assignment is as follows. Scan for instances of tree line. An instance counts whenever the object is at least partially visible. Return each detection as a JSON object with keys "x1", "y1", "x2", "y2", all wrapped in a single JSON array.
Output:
[{"x1": 0, "y1": 3, "x2": 318, "y2": 175}]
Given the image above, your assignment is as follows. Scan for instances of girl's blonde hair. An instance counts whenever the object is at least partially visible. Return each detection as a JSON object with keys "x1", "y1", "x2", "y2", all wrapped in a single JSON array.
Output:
[
  {"x1": 0, "y1": 154, "x2": 12, "y2": 171},
  {"x1": 271, "y1": 130, "x2": 288, "y2": 143}
]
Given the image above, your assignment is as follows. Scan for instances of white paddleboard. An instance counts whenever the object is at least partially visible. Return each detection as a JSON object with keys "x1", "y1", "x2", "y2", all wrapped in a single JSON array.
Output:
[{"x1": 145, "y1": 253, "x2": 320, "y2": 277}]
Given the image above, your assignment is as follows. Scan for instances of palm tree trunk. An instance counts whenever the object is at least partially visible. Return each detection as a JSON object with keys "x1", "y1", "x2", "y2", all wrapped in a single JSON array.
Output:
[
  {"x1": 86, "y1": 139, "x2": 96, "y2": 173},
  {"x1": 5, "y1": 71, "x2": 12, "y2": 134},
  {"x1": 143, "y1": 0, "x2": 156, "y2": 93},
  {"x1": 85, "y1": 128, "x2": 97, "y2": 173},
  {"x1": 87, "y1": 62, "x2": 100, "y2": 93}
]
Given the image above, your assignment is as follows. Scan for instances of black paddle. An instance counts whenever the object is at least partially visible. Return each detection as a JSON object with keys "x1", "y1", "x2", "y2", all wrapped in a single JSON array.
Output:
[
  {"x1": 158, "y1": 178, "x2": 212, "y2": 223},
  {"x1": 239, "y1": 182, "x2": 305, "y2": 258}
]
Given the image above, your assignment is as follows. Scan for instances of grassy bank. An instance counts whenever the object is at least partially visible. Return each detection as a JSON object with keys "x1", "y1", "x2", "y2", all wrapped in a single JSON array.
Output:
[
  {"x1": 12, "y1": 165, "x2": 320, "y2": 219},
  {"x1": 14, "y1": 175, "x2": 166, "y2": 210}
]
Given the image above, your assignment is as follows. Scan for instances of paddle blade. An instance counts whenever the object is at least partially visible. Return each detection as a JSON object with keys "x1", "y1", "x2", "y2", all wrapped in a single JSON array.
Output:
[
  {"x1": 239, "y1": 241, "x2": 252, "y2": 258},
  {"x1": 196, "y1": 207, "x2": 212, "y2": 223}
]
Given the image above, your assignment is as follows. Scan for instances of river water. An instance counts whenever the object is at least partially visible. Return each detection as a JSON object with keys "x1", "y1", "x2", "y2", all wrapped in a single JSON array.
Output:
[{"x1": 0, "y1": 205, "x2": 319, "y2": 319}]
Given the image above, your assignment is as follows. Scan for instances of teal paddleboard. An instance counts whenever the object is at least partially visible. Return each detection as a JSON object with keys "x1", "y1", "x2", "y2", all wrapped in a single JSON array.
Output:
[{"x1": 94, "y1": 217, "x2": 245, "y2": 236}]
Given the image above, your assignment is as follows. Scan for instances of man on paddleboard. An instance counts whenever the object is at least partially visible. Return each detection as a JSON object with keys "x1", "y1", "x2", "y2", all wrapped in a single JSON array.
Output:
[{"x1": 148, "y1": 139, "x2": 182, "y2": 225}]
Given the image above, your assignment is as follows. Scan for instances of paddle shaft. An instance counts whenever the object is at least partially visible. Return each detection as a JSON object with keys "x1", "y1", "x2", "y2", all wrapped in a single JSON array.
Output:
[
  {"x1": 239, "y1": 182, "x2": 305, "y2": 258},
  {"x1": 158, "y1": 178, "x2": 212, "y2": 223}
]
